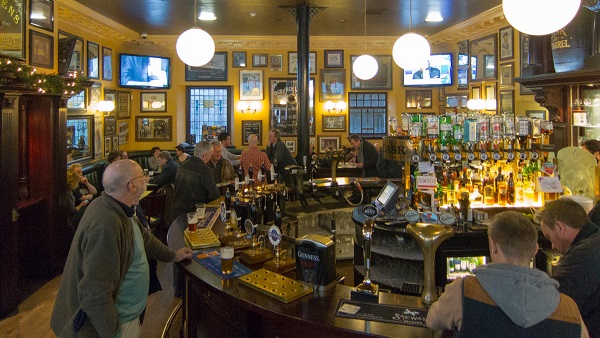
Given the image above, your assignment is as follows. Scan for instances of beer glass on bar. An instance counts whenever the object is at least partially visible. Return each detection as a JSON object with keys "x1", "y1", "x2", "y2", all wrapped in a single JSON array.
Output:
[{"x1": 220, "y1": 246, "x2": 234, "y2": 275}]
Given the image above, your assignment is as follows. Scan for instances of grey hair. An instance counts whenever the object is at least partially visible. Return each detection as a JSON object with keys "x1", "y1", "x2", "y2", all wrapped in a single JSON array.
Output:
[
  {"x1": 157, "y1": 151, "x2": 172, "y2": 161},
  {"x1": 194, "y1": 140, "x2": 213, "y2": 158}
]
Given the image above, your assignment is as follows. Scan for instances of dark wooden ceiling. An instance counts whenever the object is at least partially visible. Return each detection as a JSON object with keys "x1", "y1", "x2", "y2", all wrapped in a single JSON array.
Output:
[{"x1": 75, "y1": 0, "x2": 502, "y2": 37}]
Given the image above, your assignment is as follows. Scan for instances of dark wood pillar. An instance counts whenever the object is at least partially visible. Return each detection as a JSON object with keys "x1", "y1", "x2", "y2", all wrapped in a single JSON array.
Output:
[{"x1": 295, "y1": 4, "x2": 310, "y2": 167}]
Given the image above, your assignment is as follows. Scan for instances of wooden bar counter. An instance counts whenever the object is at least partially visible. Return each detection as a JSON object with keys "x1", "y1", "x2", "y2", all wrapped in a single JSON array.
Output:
[{"x1": 168, "y1": 211, "x2": 435, "y2": 338}]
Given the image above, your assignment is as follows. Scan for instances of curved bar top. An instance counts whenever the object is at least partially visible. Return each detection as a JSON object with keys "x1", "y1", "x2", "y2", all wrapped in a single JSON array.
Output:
[{"x1": 168, "y1": 214, "x2": 434, "y2": 338}]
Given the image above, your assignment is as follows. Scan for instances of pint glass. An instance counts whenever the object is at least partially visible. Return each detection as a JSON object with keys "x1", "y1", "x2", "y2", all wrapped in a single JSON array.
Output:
[{"x1": 221, "y1": 246, "x2": 234, "y2": 274}]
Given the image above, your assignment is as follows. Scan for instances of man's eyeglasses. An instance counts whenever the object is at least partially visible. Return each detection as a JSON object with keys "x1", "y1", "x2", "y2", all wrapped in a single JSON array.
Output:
[{"x1": 128, "y1": 175, "x2": 144, "y2": 185}]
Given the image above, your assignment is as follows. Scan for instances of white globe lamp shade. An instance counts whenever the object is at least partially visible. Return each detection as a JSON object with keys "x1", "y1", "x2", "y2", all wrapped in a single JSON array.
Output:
[
  {"x1": 353, "y1": 54, "x2": 379, "y2": 80},
  {"x1": 393, "y1": 33, "x2": 431, "y2": 69},
  {"x1": 503, "y1": 0, "x2": 581, "y2": 36},
  {"x1": 176, "y1": 28, "x2": 215, "y2": 67}
]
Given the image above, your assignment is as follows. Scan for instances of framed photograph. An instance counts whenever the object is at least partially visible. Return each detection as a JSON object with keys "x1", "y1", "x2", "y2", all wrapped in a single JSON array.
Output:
[
  {"x1": 118, "y1": 120, "x2": 129, "y2": 145},
  {"x1": 87, "y1": 41, "x2": 99, "y2": 79},
  {"x1": 252, "y1": 53, "x2": 268, "y2": 67},
  {"x1": 59, "y1": 31, "x2": 83, "y2": 73},
  {"x1": 104, "y1": 137, "x2": 111, "y2": 156},
  {"x1": 499, "y1": 90, "x2": 515, "y2": 115},
  {"x1": 66, "y1": 115, "x2": 93, "y2": 163},
  {"x1": 240, "y1": 70, "x2": 263, "y2": 101},
  {"x1": 457, "y1": 67, "x2": 469, "y2": 90},
  {"x1": 285, "y1": 140, "x2": 296, "y2": 153},
  {"x1": 94, "y1": 114, "x2": 102, "y2": 158},
  {"x1": 322, "y1": 115, "x2": 346, "y2": 132},
  {"x1": 241, "y1": 120, "x2": 262, "y2": 146},
  {"x1": 526, "y1": 110, "x2": 547, "y2": 120},
  {"x1": 471, "y1": 86, "x2": 481, "y2": 100},
  {"x1": 350, "y1": 55, "x2": 393, "y2": 90},
  {"x1": 102, "y1": 47, "x2": 112, "y2": 81},
  {"x1": 103, "y1": 88, "x2": 116, "y2": 116},
  {"x1": 320, "y1": 69, "x2": 345, "y2": 102},
  {"x1": 89, "y1": 84, "x2": 102, "y2": 107},
  {"x1": 112, "y1": 136, "x2": 119, "y2": 150},
  {"x1": 232, "y1": 51, "x2": 247, "y2": 68},
  {"x1": 2, "y1": 0, "x2": 24, "y2": 59},
  {"x1": 141, "y1": 92, "x2": 166, "y2": 112},
  {"x1": 446, "y1": 94, "x2": 468, "y2": 108},
  {"x1": 499, "y1": 62, "x2": 514, "y2": 87},
  {"x1": 288, "y1": 51, "x2": 316, "y2": 74},
  {"x1": 104, "y1": 116, "x2": 116, "y2": 137},
  {"x1": 499, "y1": 26, "x2": 514, "y2": 60},
  {"x1": 136, "y1": 116, "x2": 172, "y2": 142},
  {"x1": 29, "y1": 30, "x2": 53, "y2": 68},
  {"x1": 317, "y1": 136, "x2": 340, "y2": 153},
  {"x1": 457, "y1": 40, "x2": 469, "y2": 67},
  {"x1": 470, "y1": 34, "x2": 497, "y2": 81},
  {"x1": 324, "y1": 50, "x2": 344, "y2": 68},
  {"x1": 117, "y1": 91, "x2": 131, "y2": 119},
  {"x1": 185, "y1": 52, "x2": 227, "y2": 81},
  {"x1": 405, "y1": 89, "x2": 432, "y2": 109},
  {"x1": 29, "y1": 0, "x2": 54, "y2": 32},
  {"x1": 486, "y1": 84, "x2": 497, "y2": 110},
  {"x1": 270, "y1": 54, "x2": 282, "y2": 72}
]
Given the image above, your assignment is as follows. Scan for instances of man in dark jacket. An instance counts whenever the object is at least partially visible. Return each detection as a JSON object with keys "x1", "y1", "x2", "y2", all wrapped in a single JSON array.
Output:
[
  {"x1": 149, "y1": 151, "x2": 179, "y2": 188},
  {"x1": 540, "y1": 199, "x2": 600, "y2": 338},
  {"x1": 349, "y1": 134, "x2": 378, "y2": 177},
  {"x1": 266, "y1": 129, "x2": 297, "y2": 181},
  {"x1": 376, "y1": 148, "x2": 403, "y2": 179}
]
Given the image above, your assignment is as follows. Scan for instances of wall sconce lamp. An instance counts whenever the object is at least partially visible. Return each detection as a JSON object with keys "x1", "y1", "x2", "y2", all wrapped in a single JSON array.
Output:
[
  {"x1": 466, "y1": 99, "x2": 486, "y2": 112},
  {"x1": 324, "y1": 100, "x2": 347, "y2": 113},
  {"x1": 238, "y1": 101, "x2": 260, "y2": 114},
  {"x1": 97, "y1": 100, "x2": 115, "y2": 116}
]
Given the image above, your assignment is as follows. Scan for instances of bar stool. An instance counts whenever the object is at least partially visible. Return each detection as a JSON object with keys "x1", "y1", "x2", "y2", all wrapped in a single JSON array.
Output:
[{"x1": 406, "y1": 222, "x2": 454, "y2": 306}]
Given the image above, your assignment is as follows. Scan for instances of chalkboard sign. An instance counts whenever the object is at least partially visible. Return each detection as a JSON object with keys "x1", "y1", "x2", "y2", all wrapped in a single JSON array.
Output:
[{"x1": 242, "y1": 120, "x2": 262, "y2": 145}]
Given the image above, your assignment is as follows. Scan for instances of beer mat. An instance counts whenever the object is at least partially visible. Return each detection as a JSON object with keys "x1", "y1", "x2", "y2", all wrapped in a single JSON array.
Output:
[
  {"x1": 197, "y1": 207, "x2": 220, "y2": 229},
  {"x1": 192, "y1": 249, "x2": 252, "y2": 280},
  {"x1": 335, "y1": 299, "x2": 428, "y2": 327}
]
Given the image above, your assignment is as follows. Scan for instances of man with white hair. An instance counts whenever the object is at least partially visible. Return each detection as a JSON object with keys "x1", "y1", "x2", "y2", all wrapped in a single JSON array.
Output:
[
  {"x1": 171, "y1": 140, "x2": 220, "y2": 220},
  {"x1": 51, "y1": 160, "x2": 192, "y2": 337},
  {"x1": 240, "y1": 134, "x2": 271, "y2": 181}
]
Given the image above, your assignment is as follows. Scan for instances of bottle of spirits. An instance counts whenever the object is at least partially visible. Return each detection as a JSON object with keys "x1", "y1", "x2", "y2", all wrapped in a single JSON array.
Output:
[
  {"x1": 515, "y1": 172, "x2": 525, "y2": 204},
  {"x1": 497, "y1": 177, "x2": 508, "y2": 206},
  {"x1": 484, "y1": 173, "x2": 495, "y2": 206},
  {"x1": 494, "y1": 168, "x2": 504, "y2": 204},
  {"x1": 507, "y1": 172, "x2": 515, "y2": 205}
]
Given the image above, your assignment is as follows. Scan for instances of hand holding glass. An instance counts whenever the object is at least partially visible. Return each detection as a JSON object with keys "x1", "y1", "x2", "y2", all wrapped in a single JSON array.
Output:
[
  {"x1": 187, "y1": 212, "x2": 198, "y2": 232},
  {"x1": 220, "y1": 246, "x2": 234, "y2": 275}
]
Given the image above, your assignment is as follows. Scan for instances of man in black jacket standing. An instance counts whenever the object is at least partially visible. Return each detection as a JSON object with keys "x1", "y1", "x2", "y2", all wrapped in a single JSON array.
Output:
[
  {"x1": 349, "y1": 134, "x2": 378, "y2": 177},
  {"x1": 540, "y1": 199, "x2": 600, "y2": 337},
  {"x1": 266, "y1": 129, "x2": 297, "y2": 182}
]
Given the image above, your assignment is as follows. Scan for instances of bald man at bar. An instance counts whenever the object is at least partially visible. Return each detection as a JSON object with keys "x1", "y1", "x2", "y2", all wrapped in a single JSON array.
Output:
[{"x1": 51, "y1": 160, "x2": 192, "y2": 338}]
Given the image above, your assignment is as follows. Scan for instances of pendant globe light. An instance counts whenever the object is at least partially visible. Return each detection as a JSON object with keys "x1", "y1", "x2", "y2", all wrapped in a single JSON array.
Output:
[
  {"x1": 353, "y1": 0, "x2": 378, "y2": 80},
  {"x1": 176, "y1": 0, "x2": 215, "y2": 67},
  {"x1": 503, "y1": 0, "x2": 581, "y2": 36},
  {"x1": 392, "y1": 0, "x2": 430, "y2": 70}
]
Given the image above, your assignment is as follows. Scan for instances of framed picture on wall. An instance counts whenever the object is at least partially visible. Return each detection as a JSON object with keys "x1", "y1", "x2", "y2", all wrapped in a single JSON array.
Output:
[
  {"x1": 104, "y1": 137, "x2": 111, "y2": 156},
  {"x1": 112, "y1": 136, "x2": 119, "y2": 150},
  {"x1": 232, "y1": 51, "x2": 247, "y2": 68},
  {"x1": 239, "y1": 70, "x2": 263, "y2": 101},
  {"x1": 288, "y1": 51, "x2": 316, "y2": 74},
  {"x1": 118, "y1": 120, "x2": 129, "y2": 145},
  {"x1": 29, "y1": 0, "x2": 54, "y2": 32},
  {"x1": 405, "y1": 89, "x2": 432, "y2": 109},
  {"x1": 458, "y1": 40, "x2": 469, "y2": 67},
  {"x1": 320, "y1": 69, "x2": 345, "y2": 102},
  {"x1": 499, "y1": 90, "x2": 515, "y2": 115},
  {"x1": 270, "y1": 55, "x2": 283, "y2": 72},
  {"x1": 87, "y1": 41, "x2": 99, "y2": 79},
  {"x1": 350, "y1": 55, "x2": 392, "y2": 90},
  {"x1": 324, "y1": 50, "x2": 344, "y2": 68},
  {"x1": 141, "y1": 92, "x2": 167, "y2": 112},
  {"x1": 136, "y1": 116, "x2": 172, "y2": 142},
  {"x1": 499, "y1": 26, "x2": 514, "y2": 60},
  {"x1": 499, "y1": 62, "x2": 514, "y2": 87},
  {"x1": 317, "y1": 136, "x2": 340, "y2": 153},
  {"x1": 322, "y1": 115, "x2": 346, "y2": 132},
  {"x1": 104, "y1": 116, "x2": 116, "y2": 136},
  {"x1": 102, "y1": 47, "x2": 112, "y2": 81},
  {"x1": 185, "y1": 52, "x2": 227, "y2": 81},
  {"x1": 89, "y1": 84, "x2": 102, "y2": 107},
  {"x1": 29, "y1": 30, "x2": 53, "y2": 68},
  {"x1": 117, "y1": 91, "x2": 131, "y2": 119},
  {"x1": 285, "y1": 140, "x2": 296, "y2": 153},
  {"x1": 103, "y1": 89, "x2": 116, "y2": 115},
  {"x1": 252, "y1": 53, "x2": 268, "y2": 67},
  {"x1": 457, "y1": 67, "x2": 469, "y2": 90}
]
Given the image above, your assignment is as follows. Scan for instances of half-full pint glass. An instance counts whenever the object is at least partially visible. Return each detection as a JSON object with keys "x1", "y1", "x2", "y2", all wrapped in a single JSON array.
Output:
[
  {"x1": 221, "y1": 246, "x2": 234, "y2": 274},
  {"x1": 187, "y1": 212, "x2": 198, "y2": 232}
]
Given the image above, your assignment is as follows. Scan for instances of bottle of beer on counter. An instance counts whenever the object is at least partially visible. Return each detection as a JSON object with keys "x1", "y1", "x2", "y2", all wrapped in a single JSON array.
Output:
[{"x1": 507, "y1": 172, "x2": 515, "y2": 205}]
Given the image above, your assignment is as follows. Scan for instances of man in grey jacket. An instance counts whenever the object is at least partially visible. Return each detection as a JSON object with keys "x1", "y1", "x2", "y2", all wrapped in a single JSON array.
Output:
[
  {"x1": 51, "y1": 160, "x2": 192, "y2": 338},
  {"x1": 427, "y1": 211, "x2": 588, "y2": 337}
]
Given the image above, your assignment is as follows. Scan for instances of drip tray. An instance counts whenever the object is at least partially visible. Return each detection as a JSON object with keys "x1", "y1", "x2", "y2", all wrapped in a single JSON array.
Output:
[{"x1": 238, "y1": 268, "x2": 313, "y2": 303}]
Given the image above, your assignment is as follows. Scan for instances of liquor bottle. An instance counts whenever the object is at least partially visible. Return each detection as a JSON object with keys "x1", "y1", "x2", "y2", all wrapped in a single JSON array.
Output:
[
  {"x1": 515, "y1": 172, "x2": 525, "y2": 204},
  {"x1": 483, "y1": 172, "x2": 495, "y2": 206},
  {"x1": 439, "y1": 115, "x2": 453, "y2": 147},
  {"x1": 441, "y1": 171, "x2": 449, "y2": 205},
  {"x1": 507, "y1": 172, "x2": 515, "y2": 205},
  {"x1": 470, "y1": 186, "x2": 483, "y2": 205},
  {"x1": 447, "y1": 182, "x2": 456, "y2": 207},
  {"x1": 426, "y1": 114, "x2": 439, "y2": 140},
  {"x1": 468, "y1": 258, "x2": 477, "y2": 272},
  {"x1": 448, "y1": 259, "x2": 455, "y2": 273},
  {"x1": 401, "y1": 113, "x2": 410, "y2": 135},
  {"x1": 225, "y1": 187, "x2": 232, "y2": 211},
  {"x1": 494, "y1": 168, "x2": 504, "y2": 204},
  {"x1": 524, "y1": 176, "x2": 535, "y2": 205},
  {"x1": 389, "y1": 116, "x2": 398, "y2": 136},
  {"x1": 497, "y1": 176, "x2": 508, "y2": 206},
  {"x1": 452, "y1": 119, "x2": 464, "y2": 145}
]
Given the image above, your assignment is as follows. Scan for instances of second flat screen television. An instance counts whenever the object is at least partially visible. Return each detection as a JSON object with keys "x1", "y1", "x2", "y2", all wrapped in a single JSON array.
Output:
[
  {"x1": 119, "y1": 53, "x2": 171, "y2": 89},
  {"x1": 403, "y1": 53, "x2": 453, "y2": 87}
]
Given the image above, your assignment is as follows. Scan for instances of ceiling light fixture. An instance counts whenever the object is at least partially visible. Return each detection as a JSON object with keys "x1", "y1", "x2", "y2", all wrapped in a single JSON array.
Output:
[
  {"x1": 503, "y1": 0, "x2": 581, "y2": 35},
  {"x1": 392, "y1": 0, "x2": 431, "y2": 70},
  {"x1": 425, "y1": 12, "x2": 443, "y2": 22},
  {"x1": 199, "y1": 12, "x2": 217, "y2": 21},
  {"x1": 176, "y1": 0, "x2": 215, "y2": 67},
  {"x1": 352, "y1": 0, "x2": 378, "y2": 80}
]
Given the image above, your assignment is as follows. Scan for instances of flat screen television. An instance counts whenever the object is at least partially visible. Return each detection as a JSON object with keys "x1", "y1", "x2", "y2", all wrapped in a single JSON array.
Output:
[
  {"x1": 119, "y1": 53, "x2": 171, "y2": 89},
  {"x1": 402, "y1": 53, "x2": 453, "y2": 87},
  {"x1": 373, "y1": 181, "x2": 400, "y2": 215}
]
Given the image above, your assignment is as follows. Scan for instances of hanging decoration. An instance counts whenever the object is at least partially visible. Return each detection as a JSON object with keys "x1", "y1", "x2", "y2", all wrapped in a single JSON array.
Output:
[{"x1": 0, "y1": 58, "x2": 89, "y2": 95}]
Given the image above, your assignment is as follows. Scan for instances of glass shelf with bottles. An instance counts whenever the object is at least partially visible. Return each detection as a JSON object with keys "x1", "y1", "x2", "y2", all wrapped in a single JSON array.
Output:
[
  {"x1": 572, "y1": 88, "x2": 600, "y2": 127},
  {"x1": 446, "y1": 256, "x2": 488, "y2": 280}
]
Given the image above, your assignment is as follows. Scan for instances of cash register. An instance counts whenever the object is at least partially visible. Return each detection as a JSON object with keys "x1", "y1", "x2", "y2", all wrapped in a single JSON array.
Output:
[{"x1": 373, "y1": 181, "x2": 401, "y2": 221}]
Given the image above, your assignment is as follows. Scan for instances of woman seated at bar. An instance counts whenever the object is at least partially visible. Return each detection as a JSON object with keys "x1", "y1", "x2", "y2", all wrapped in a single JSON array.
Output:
[
  {"x1": 426, "y1": 211, "x2": 589, "y2": 337},
  {"x1": 174, "y1": 144, "x2": 190, "y2": 164},
  {"x1": 66, "y1": 170, "x2": 89, "y2": 231}
]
